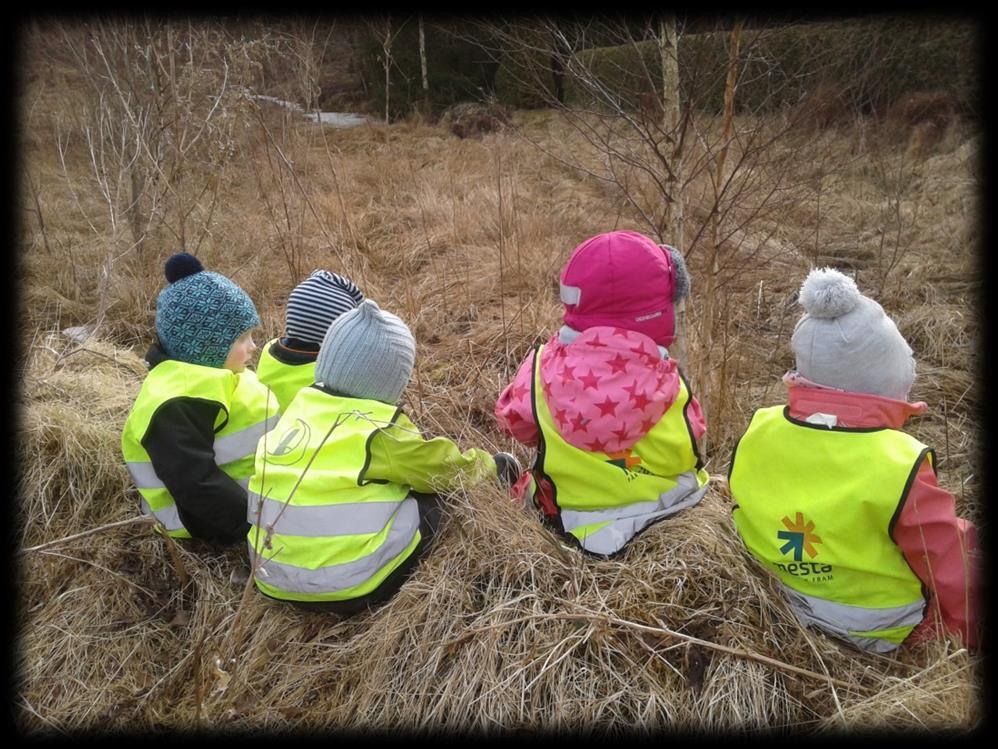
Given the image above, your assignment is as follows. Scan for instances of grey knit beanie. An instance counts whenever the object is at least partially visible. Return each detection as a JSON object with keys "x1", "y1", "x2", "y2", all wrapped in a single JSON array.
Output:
[
  {"x1": 155, "y1": 253, "x2": 260, "y2": 368},
  {"x1": 285, "y1": 269, "x2": 364, "y2": 345},
  {"x1": 315, "y1": 299, "x2": 415, "y2": 404},
  {"x1": 791, "y1": 267, "x2": 915, "y2": 401}
]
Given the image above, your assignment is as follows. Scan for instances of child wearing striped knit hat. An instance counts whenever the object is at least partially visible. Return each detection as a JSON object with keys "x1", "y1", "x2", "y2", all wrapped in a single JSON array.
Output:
[{"x1": 257, "y1": 269, "x2": 365, "y2": 412}]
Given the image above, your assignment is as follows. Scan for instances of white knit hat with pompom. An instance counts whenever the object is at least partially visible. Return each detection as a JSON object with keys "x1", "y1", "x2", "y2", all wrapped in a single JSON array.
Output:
[{"x1": 790, "y1": 267, "x2": 915, "y2": 401}]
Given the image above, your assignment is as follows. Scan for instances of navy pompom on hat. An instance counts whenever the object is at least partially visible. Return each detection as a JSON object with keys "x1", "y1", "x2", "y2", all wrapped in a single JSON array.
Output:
[{"x1": 155, "y1": 253, "x2": 260, "y2": 369}]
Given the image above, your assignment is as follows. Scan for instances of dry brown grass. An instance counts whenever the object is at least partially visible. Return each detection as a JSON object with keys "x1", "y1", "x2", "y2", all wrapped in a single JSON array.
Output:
[{"x1": 16, "y1": 26, "x2": 982, "y2": 734}]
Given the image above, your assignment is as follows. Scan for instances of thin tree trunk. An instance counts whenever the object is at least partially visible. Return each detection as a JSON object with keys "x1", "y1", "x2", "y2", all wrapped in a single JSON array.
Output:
[
  {"x1": 128, "y1": 165, "x2": 146, "y2": 256},
  {"x1": 418, "y1": 15, "x2": 429, "y2": 107},
  {"x1": 700, "y1": 19, "x2": 744, "y2": 448},
  {"x1": 660, "y1": 16, "x2": 687, "y2": 363},
  {"x1": 383, "y1": 17, "x2": 392, "y2": 124},
  {"x1": 659, "y1": 15, "x2": 683, "y2": 248}
]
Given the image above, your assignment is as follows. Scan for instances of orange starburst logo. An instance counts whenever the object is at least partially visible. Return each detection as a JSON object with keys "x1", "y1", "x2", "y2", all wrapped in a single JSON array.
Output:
[{"x1": 778, "y1": 512, "x2": 822, "y2": 561}]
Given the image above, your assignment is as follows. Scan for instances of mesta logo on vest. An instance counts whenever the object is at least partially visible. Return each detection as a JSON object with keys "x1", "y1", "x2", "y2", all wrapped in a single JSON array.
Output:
[
  {"x1": 775, "y1": 512, "x2": 833, "y2": 580},
  {"x1": 604, "y1": 449, "x2": 653, "y2": 482}
]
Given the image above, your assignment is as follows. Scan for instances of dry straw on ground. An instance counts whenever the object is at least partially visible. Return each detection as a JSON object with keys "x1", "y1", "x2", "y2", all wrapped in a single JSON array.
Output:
[
  {"x1": 17, "y1": 29, "x2": 982, "y2": 734},
  {"x1": 16, "y1": 340, "x2": 982, "y2": 732}
]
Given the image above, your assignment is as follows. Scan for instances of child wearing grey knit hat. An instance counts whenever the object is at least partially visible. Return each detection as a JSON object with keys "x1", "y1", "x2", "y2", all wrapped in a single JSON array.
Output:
[
  {"x1": 257, "y1": 269, "x2": 365, "y2": 412},
  {"x1": 728, "y1": 267, "x2": 980, "y2": 653},
  {"x1": 247, "y1": 298, "x2": 521, "y2": 615},
  {"x1": 790, "y1": 267, "x2": 916, "y2": 400},
  {"x1": 314, "y1": 298, "x2": 414, "y2": 404}
]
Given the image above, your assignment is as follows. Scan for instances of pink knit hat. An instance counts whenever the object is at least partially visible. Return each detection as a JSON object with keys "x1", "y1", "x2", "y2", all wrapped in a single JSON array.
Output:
[{"x1": 560, "y1": 230, "x2": 689, "y2": 347}]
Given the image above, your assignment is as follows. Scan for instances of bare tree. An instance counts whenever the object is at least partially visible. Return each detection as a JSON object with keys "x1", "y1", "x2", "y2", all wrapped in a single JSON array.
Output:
[
  {"x1": 470, "y1": 17, "x2": 852, "y2": 455},
  {"x1": 419, "y1": 14, "x2": 430, "y2": 110},
  {"x1": 366, "y1": 15, "x2": 411, "y2": 124},
  {"x1": 40, "y1": 18, "x2": 271, "y2": 339}
]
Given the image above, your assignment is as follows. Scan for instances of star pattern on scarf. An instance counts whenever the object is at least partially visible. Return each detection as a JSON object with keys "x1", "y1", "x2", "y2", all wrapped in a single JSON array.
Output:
[
  {"x1": 607, "y1": 353, "x2": 629, "y2": 374},
  {"x1": 632, "y1": 390, "x2": 652, "y2": 410},
  {"x1": 588, "y1": 436, "x2": 608, "y2": 453},
  {"x1": 596, "y1": 395, "x2": 619, "y2": 417},
  {"x1": 578, "y1": 369, "x2": 600, "y2": 390},
  {"x1": 629, "y1": 340, "x2": 651, "y2": 356}
]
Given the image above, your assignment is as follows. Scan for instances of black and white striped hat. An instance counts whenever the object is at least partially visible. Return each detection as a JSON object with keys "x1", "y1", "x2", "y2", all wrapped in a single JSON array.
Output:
[{"x1": 285, "y1": 269, "x2": 364, "y2": 345}]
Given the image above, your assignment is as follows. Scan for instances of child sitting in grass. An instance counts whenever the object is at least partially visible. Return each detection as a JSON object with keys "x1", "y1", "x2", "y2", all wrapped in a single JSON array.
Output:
[
  {"x1": 495, "y1": 230, "x2": 708, "y2": 557},
  {"x1": 729, "y1": 267, "x2": 981, "y2": 653},
  {"x1": 247, "y1": 299, "x2": 521, "y2": 615},
  {"x1": 257, "y1": 269, "x2": 365, "y2": 412},
  {"x1": 121, "y1": 253, "x2": 279, "y2": 544}
]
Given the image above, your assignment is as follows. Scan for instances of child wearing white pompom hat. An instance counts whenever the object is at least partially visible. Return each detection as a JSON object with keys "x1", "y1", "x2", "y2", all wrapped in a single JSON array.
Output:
[{"x1": 728, "y1": 268, "x2": 980, "y2": 654}]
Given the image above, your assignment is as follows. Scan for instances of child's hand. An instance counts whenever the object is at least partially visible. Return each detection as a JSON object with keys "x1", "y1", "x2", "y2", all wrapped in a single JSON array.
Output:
[{"x1": 493, "y1": 452, "x2": 522, "y2": 487}]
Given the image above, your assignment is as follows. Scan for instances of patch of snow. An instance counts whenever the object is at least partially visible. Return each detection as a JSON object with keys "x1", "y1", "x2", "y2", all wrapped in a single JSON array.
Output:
[
  {"x1": 245, "y1": 92, "x2": 373, "y2": 129},
  {"x1": 302, "y1": 111, "x2": 374, "y2": 127},
  {"x1": 62, "y1": 325, "x2": 92, "y2": 343}
]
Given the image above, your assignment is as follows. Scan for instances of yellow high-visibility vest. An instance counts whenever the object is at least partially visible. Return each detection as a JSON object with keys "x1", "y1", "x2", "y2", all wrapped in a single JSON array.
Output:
[
  {"x1": 531, "y1": 344, "x2": 709, "y2": 556},
  {"x1": 121, "y1": 361, "x2": 279, "y2": 538},
  {"x1": 246, "y1": 386, "x2": 418, "y2": 602},
  {"x1": 256, "y1": 337, "x2": 317, "y2": 413},
  {"x1": 730, "y1": 405, "x2": 930, "y2": 653}
]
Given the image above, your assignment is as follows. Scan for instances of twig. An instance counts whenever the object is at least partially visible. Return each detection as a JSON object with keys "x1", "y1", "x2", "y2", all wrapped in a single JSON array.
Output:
[
  {"x1": 157, "y1": 524, "x2": 191, "y2": 589},
  {"x1": 52, "y1": 345, "x2": 146, "y2": 376},
  {"x1": 18, "y1": 515, "x2": 156, "y2": 556},
  {"x1": 609, "y1": 611, "x2": 868, "y2": 694}
]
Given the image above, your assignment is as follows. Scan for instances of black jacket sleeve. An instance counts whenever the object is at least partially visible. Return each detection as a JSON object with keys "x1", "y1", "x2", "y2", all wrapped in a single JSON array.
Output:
[{"x1": 142, "y1": 397, "x2": 250, "y2": 545}]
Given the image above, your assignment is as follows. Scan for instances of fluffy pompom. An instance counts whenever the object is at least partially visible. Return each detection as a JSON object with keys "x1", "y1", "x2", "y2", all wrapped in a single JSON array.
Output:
[
  {"x1": 798, "y1": 267, "x2": 861, "y2": 319},
  {"x1": 662, "y1": 245, "x2": 690, "y2": 302},
  {"x1": 164, "y1": 252, "x2": 204, "y2": 283}
]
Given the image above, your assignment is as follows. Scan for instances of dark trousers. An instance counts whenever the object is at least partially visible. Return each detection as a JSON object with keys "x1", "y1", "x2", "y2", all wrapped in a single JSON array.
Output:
[{"x1": 266, "y1": 493, "x2": 443, "y2": 617}]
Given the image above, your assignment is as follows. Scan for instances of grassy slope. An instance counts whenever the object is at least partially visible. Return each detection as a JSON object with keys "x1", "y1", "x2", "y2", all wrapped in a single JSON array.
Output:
[{"x1": 16, "y1": 27, "x2": 982, "y2": 733}]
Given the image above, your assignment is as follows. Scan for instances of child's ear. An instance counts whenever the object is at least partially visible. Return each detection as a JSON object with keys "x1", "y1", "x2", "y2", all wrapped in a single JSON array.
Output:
[{"x1": 662, "y1": 245, "x2": 690, "y2": 302}]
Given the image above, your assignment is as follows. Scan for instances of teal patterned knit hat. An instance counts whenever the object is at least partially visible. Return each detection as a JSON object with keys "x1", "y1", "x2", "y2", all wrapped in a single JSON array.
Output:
[{"x1": 155, "y1": 253, "x2": 260, "y2": 369}]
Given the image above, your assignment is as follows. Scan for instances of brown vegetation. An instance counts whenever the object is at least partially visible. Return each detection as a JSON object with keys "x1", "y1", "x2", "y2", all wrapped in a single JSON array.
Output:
[
  {"x1": 16, "y1": 20, "x2": 982, "y2": 734},
  {"x1": 440, "y1": 101, "x2": 514, "y2": 139}
]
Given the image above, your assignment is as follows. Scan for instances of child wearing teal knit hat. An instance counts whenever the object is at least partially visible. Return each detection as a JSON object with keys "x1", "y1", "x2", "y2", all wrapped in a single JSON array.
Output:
[{"x1": 121, "y1": 253, "x2": 279, "y2": 544}]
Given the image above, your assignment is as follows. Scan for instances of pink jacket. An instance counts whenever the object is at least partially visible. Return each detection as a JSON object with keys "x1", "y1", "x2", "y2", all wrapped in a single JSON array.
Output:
[
  {"x1": 495, "y1": 326, "x2": 706, "y2": 454},
  {"x1": 783, "y1": 372, "x2": 980, "y2": 650}
]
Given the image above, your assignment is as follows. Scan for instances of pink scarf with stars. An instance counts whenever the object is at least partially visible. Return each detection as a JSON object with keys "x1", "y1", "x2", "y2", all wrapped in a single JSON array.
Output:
[{"x1": 538, "y1": 326, "x2": 679, "y2": 453}]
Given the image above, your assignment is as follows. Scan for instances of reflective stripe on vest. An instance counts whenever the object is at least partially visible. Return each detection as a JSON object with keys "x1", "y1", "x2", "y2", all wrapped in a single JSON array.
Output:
[
  {"x1": 248, "y1": 497, "x2": 420, "y2": 597},
  {"x1": 784, "y1": 587, "x2": 926, "y2": 654},
  {"x1": 247, "y1": 386, "x2": 416, "y2": 602},
  {"x1": 121, "y1": 361, "x2": 278, "y2": 538},
  {"x1": 248, "y1": 494, "x2": 410, "y2": 537},
  {"x1": 256, "y1": 338, "x2": 317, "y2": 413},
  {"x1": 730, "y1": 405, "x2": 929, "y2": 652},
  {"x1": 531, "y1": 342, "x2": 709, "y2": 556},
  {"x1": 126, "y1": 417, "x2": 277, "y2": 490}
]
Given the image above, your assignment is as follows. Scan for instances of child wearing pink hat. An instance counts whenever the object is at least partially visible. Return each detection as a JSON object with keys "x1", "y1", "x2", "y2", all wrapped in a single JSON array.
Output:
[{"x1": 495, "y1": 230, "x2": 709, "y2": 557}]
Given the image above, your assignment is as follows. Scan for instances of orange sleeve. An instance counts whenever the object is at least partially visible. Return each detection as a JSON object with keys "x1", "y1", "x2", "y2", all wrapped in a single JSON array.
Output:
[{"x1": 892, "y1": 458, "x2": 981, "y2": 650}]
